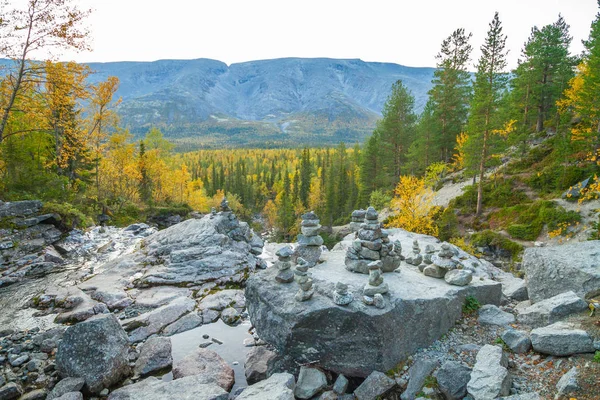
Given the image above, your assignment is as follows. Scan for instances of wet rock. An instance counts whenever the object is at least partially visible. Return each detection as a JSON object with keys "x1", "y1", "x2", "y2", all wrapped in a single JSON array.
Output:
[
  {"x1": 434, "y1": 361, "x2": 471, "y2": 400},
  {"x1": 530, "y1": 322, "x2": 595, "y2": 356},
  {"x1": 134, "y1": 337, "x2": 172, "y2": 378},
  {"x1": 501, "y1": 329, "x2": 531, "y2": 354},
  {"x1": 244, "y1": 346, "x2": 277, "y2": 385},
  {"x1": 294, "y1": 366, "x2": 327, "y2": 399},
  {"x1": 162, "y1": 311, "x2": 202, "y2": 336},
  {"x1": 467, "y1": 345, "x2": 511, "y2": 399},
  {"x1": 55, "y1": 314, "x2": 130, "y2": 394},
  {"x1": 123, "y1": 297, "x2": 195, "y2": 342},
  {"x1": 523, "y1": 241, "x2": 600, "y2": 302},
  {"x1": 556, "y1": 367, "x2": 578, "y2": 397},
  {"x1": 172, "y1": 348, "x2": 234, "y2": 391},
  {"x1": 516, "y1": 291, "x2": 588, "y2": 328},
  {"x1": 107, "y1": 375, "x2": 228, "y2": 400},
  {"x1": 401, "y1": 358, "x2": 439, "y2": 400},
  {"x1": 0, "y1": 382, "x2": 22, "y2": 400},
  {"x1": 353, "y1": 371, "x2": 396, "y2": 400},
  {"x1": 236, "y1": 373, "x2": 295, "y2": 400},
  {"x1": 477, "y1": 305, "x2": 515, "y2": 326}
]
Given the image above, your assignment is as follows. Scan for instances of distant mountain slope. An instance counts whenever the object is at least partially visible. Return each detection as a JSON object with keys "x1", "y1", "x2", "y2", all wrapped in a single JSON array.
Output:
[{"x1": 60, "y1": 58, "x2": 439, "y2": 147}]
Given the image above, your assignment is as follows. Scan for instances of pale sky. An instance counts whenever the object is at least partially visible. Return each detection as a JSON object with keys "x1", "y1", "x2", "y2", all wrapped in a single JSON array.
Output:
[{"x1": 60, "y1": 0, "x2": 598, "y2": 70}]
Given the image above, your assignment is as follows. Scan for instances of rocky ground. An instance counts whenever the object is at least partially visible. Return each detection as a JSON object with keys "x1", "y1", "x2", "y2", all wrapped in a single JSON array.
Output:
[{"x1": 0, "y1": 199, "x2": 599, "y2": 400}]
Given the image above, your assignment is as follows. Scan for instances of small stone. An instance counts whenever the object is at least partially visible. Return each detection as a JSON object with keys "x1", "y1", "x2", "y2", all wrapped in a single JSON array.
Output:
[
  {"x1": 444, "y1": 269, "x2": 473, "y2": 286},
  {"x1": 295, "y1": 366, "x2": 327, "y2": 399},
  {"x1": 0, "y1": 382, "x2": 23, "y2": 400},
  {"x1": 199, "y1": 341, "x2": 213, "y2": 348},
  {"x1": 354, "y1": 371, "x2": 396, "y2": 400},
  {"x1": 556, "y1": 367, "x2": 578, "y2": 397},
  {"x1": 478, "y1": 305, "x2": 516, "y2": 326},
  {"x1": 373, "y1": 294, "x2": 385, "y2": 309},
  {"x1": 501, "y1": 329, "x2": 531, "y2": 354},
  {"x1": 333, "y1": 374, "x2": 349, "y2": 395}
]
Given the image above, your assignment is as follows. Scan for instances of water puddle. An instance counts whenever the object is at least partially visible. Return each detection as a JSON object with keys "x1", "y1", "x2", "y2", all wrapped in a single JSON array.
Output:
[{"x1": 164, "y1": 319, "x2": 254, "y2": 394}]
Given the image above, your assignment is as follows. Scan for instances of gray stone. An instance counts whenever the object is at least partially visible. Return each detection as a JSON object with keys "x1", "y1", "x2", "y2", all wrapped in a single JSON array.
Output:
[
  {"x1": 172, "y1": 348, "x2": 234, "y2": 391},
  {"x1": 445, "y1": 269, "x2": 473, "y2": 286},
  {"x1": 202, "y1": 309, "x2": 221, "y2": 324},
  {"x1": 162, "y1": 312, "x2": 202, "y2": 336},
  {"x1": 499, "y1": 394, "x2": 541, "y2": 400},
  {"x1": 198, "y1": 289, "x2": 245, "y2": 311},
  {"x1": 434, "y1": 361, "x2": 471, "y2": 400},
  {"x1": 107, "y1": 376, "x2": 228, "y2": 400},
  {"x1": 134, "y1": 337, "x2": 172, "y2": 378},
  {"x1": 318, "y1": 391, "x2": 338, "y2": 400},
  {"x1": 276, "y1": 246, "x2": 294, "y2": 259},
  {"x1": 301, "y1": 225, "x2": 321, "y2": 237},
  {"x1": 298, "y1": 234, "x2": 324, "y2": 246},
  {"x1": 467, "y1": 345, "x2": 511, "y2": 400},
  {"x1": 496, "y1": 274, "x2": 529, "y2": 301},
  {"x1": 478, "y1": 305, "x2": 515, "y2": 326},
  {"x1": 9, "y1": 354, "x2": 29, "y2": 367},
  {"x1": 501, "y1": 329, "x2": 531, "y2": 353},
  {"x1": 516, "y1": 291, "x2": 588, "y2": 328},
  {"x1": 18, "y1": 389, "x2": 47, "y2": 400},
  {"x1": 56, "y1": 314, "x2": 130, "y2": 394},
  {"x1": 133, "y1": 287, "x2": 191, "y2": 308},
  {"x1": 556, "y1": 367, "x2": 578, "y2": 397},
  {"x1": 246, "y1": 250, "x2": 501, "y2": 377},
  {"x1": 123, "y1": 297, "x2": 195, "y2": 342},
  {"x1": 54, "y1": 393, "x2": 82, "y2": 400},
  {"x1": 333, "y1": 374, "x2": 349, "y2": 395},
  {"x1": 401, "y1": 358, "x2": 439, "y2": 400},
  {"x1": 333, "y1": 282, "x2": 353, "y2": 306},
  {"x1": 46, "y1": 377, "x2": 85, "y2": 400},
  {"x1": 523, "y1": 241, "x2": 600, "y2": 302},
  {"x1": 0, "y1": 200, "x2": 42, "y2": 218},
  {"x1": 0, "y1": 383, "x2": 22, "y2": 400},
  {"x1": 295, "y1": 366, "x2": 327, "y2": 399},
  {"x1": 276, "y1": 269, "x2": 294, "y2": 283},
  {"x1": 221, "y1": 307, "x2": 241, "y2": 325},
  {"x1": 236, "y1": 373, "x2": 295, "y2": 400},
  {"x1": 530, "y1": 322, "x2": 595, "y2": 356},
  {"x1": 244, "y1": 346, "x2": 277, "y2": 385},
  {"x1": 354, "y1": 371, "x2": 396, "y2": 400}
]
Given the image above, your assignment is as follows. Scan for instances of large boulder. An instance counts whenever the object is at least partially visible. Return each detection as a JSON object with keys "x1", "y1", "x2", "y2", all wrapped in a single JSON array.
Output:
[
  {"x1": 244, "y1": 346, "x2": 277, "y2": 384},
  {"x1": 530, "y1": 322, "x2": 595, "y2": 356},
  {"x1": 133, "y1": 337, "x2": 172, "y2": 378},
  {"x1": 523, "y1": 241, "x2": 600, "y2": 302},
  {"x1": 246, "y1": 250, "x2": 501, "y2": 377},
  {"x1": 516, "y1": 291, "x2": 588, "y2": 328},
  {"x1": 467, "y1": 345, "x2": 511, "y2": 400},
  {"x1": 172, "y1": 348, "x2": 235, "y2": 391},
  {"x1": 236, "y1": 373, "x2": 295, "y2": 400},
  {"x1": 56, "y1": 314, "x2": 130, "y2": 394},
  {"x1": 107, "y1": 376, "x2": 228, "y2": 400}
]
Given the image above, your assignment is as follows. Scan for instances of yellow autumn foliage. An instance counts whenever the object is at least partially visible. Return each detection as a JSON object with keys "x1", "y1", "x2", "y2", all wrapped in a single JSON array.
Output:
[{"x1": 386, "y1": 175, "x2": 440, "y2": 236}]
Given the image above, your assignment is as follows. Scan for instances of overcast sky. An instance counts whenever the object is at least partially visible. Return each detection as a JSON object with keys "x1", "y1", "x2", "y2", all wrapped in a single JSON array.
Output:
[{"x1": 61, "y1": 0, "x2": 598, "y2": 70}]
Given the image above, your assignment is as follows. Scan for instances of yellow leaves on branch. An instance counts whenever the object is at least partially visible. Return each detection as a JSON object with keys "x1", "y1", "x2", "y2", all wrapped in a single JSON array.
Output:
[
  {"x1": 386, "y1": 175, "x2": 440, "y2": 236},
  {"x1": 452, "y1": 132, "x2": 468, "y2": 171},
  {"x1": 491, "y1": 119, "x2": 517, "y2": 138}
]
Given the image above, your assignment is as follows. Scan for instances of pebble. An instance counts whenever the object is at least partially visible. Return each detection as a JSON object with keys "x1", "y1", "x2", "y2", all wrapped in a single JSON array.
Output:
[{"x1": 211, "y1": 338, "x2": 223, "y2": 345}]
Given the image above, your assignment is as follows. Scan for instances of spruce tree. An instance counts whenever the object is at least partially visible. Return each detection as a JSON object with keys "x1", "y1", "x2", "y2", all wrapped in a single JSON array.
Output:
[
  {"x1": 581, "y1": 1, "x2": 600, "y2": 138},
  {"x1": 299, "y1": 148, "x2": 311, "y2": 208}
]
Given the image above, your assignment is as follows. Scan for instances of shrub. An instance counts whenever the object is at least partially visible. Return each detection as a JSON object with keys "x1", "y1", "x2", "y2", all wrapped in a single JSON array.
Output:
[
  {"x1": 507, "y1": 223, "x2": 543, "y2": 241},
  {"x1": 42, "y1": 202, "x2": 93, "y2": 229},
  {"x1": 436, "y1": 208, "x2": 460, "y2": 242},
  {"x1": 463, "y1": 296, "x2": 481, "y2": 314},
  {"x1": 470, "y1": 230, "x2": 523, "y2": 260},
  {"x1": 369, "y1": 189, "x2": 392, "y2": 211}
]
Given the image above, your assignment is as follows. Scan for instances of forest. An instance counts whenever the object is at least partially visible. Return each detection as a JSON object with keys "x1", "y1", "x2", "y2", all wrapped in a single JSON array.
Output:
[{"x1": 0, "y1": 1, "x2": 599, "y2": 250}]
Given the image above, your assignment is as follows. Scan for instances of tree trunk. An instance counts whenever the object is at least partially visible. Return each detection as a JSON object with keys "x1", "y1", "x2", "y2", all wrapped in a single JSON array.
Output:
[
  {"x1": 476, "y1": 109, "x2": 491, "y2": 217},
  {"x1": 536, "y1": 104, "x2": 544, "y2": 133}
]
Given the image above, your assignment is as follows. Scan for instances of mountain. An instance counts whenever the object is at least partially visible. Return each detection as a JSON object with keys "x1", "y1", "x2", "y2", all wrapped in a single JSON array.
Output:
[{"x1": 85, "y1": 58, "x2": 436, "y2": 148}]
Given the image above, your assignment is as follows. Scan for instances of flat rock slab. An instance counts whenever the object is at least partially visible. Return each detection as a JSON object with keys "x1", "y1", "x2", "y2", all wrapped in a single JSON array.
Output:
[
  {"x1": 354, "y1": 371, "x2": 396, "y2": 400},
  {"x1": 246, "y1": 250, "x2": 501, "y2": 377},
  {"x1": 107, "y1": 376, "x2": 228, "y2": 400},
  {"x1": 477, "y1": 305, "x2": 515, "y2": 326},
  {"x1": 172, "y1": 348, "x2": 235, "y2": 391},
  {"x1": 531, "y1": 322, "x2": 595, "y2": 356},
  {"x1": 236, "y1": 373, "x2": 295, "y2": 400},
  {"x1": 467, "y1": 345, "x2": 511, "y2": 400},
  {"x1": 516, "y1": 291, "x2": 588, "y2": 328},
  {"x1": 134, "y1": 337, "x2": 172, "y2": 378},
  {"x1": 523, "y1": 240, "x2": 600, "y2": 303}
]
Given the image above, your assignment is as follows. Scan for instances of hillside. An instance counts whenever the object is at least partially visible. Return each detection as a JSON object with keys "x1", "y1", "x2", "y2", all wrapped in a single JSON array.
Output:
[{"x1": 84, "y1": 58, "x2": 435, "y2": 148}]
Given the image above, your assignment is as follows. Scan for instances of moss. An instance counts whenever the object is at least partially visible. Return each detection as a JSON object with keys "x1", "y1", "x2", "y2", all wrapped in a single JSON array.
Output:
[
  {"x1": 470, "y1": 230, "x2": 523, "y2": 260},
  {"x1": 42, "y1": 201, "x2": 93, "y2": 229}
]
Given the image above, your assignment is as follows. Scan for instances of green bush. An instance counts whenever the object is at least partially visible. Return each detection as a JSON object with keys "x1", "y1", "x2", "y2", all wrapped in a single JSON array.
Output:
[
  {"x1": 463, "y1": 296, "x2": 481, "y2": 314},
  {"x1": 42, "y1": 201, "x2": 93, "y2": 229},
  {"x1": 369, "y1": 189, "x2": 392, "y2": 211},
  {"x1": 435, "y1": 207, "x2": 460, "y2": 242},
  {"x1": 507, "y1": 223, "x2": 543, "y2": 241},
  {"x1": 470, "y1": 230, "x2": 523, "y2": 260}
]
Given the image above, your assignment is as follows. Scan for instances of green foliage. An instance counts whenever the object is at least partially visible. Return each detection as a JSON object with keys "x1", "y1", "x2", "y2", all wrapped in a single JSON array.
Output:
[
  {"x1": 507, "y1": 223, "x2": 542, "y2": 240},
  {"x1": 494, "y1": 337, "x2": 511, "y2": 352},
  {"x1": 594, "y1": 351, "x2": 600, "y2": 363},
  {"x1": 423, "y1": 375, "x2": 439, "y2": 389},
  {"x1": 436, "y1": 207, "x2": 460, "y2": 242},
  {"x1": 369, "y1": 190, "x2": 392, "y2": 211},
  {"x1": 450, "y1": 180, "x2": 529, "y2": 215},
  {"x1": 42, "y1": 202, "x2": 93, "y2": 229},
  {"x1": 470, "y1": 230, "x2": 523, "y2": 259},
  {"x1": 463, "y1": 296, "x2": 481, "y2": 314}
]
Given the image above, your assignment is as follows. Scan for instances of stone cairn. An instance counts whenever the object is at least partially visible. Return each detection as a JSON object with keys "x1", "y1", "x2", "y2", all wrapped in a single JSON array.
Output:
[
  {"x1": 405, "y1": 240, "x2": 422, "y2": 266},
  {"x1": 294, "y1": 258, "x2": 314, "y2": 301},
  {"x1": 345, "y1": 207, "x2": 403, "y2": 274},
  {"x1": 333, "y1": 282, "x2": 353, "y2": 306},
  {"x1": 274, "y1": 246, "x2": 294, "y2": 283},
  {"x1": 220, "y1": 197, "x2": 231, "y2": 213},
  {"x1": 423, "y1": 243, "x2": 457, "y2": 279},
  {"x1": 422, "y1": 244, "x2": 436, "y2": 271},
  {"x1": 362, "y1": 261, "x2": 388, "y2": 309},
  {"x1": 295, "y1": 211, "x2": 323, "y2": 267},
  {"x1": 350, "y1": 209, "x2": 366, "y2": 232}
]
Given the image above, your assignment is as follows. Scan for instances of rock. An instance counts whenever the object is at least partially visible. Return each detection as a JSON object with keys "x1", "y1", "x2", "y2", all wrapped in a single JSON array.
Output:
[
  {"x1": 501, "y1": 329, "x2": 531, "y2": 354},
  {"x1": 295, "y1": 366, "x2": 328, "y2": 399},
  {"x1": 478, "y1": 305, "x2": 515, "y2": 326},
  {"x1": 172, "y1": 348, "x2": 235, "y2": 391},
  {"x1": 123, "y1": 297, "x2": 195, "y2": 342},
  {"x1": 467, "y1": 345, "x2": 511, "y2": 400},
  {"x1": 134, "y1": 337, "x2": 172, "y2": 378},
  {"x1": 9, "y1": 354, "x2": 29, "y2": 367},
  {"x1": 496, "y1": 274, "x2": 529, "y2": 301},
  {"x1": 354, "y1": 371, "x2": 396, "y2": 400},
  {"x1": 246, "y1": 248, "x2": 501, "y2": 376},
  {"x1": 434, "y1": 361, "x2": 471, "y2": 400},
  {"x1": 556, "y1": 367, "x2": 578, "y2": 397},
  {"x1": 54, "y1": 394, "x2": 82, "y2": 400},
  {"x1": 333, "y1": 282, "x2": 353, "y2": 306},
  {"x1": 107, "y1": 376, "x2": 228, "y2": 400},
  {"x1": 198, "y1": 290, "x2": 245, "y2": 311},
  {"x1": 516, "y1": 291, "x2": 588, "y2": 328},
  {"x1": 46, "y1": 377, "x2": 85, "y2": 400},
  {"x1": 244, "y1": 346, "x2": 277, "y2": 385},
  {"x1": 133, "y1": 287, "x2": 191, "y2": 308},
  {"x1": 530, "y1": 322, "x2": 595, "y2": 356},
  {"x1": 162, "y1": 312, "x2": 202, "y2": 336},
  {"x1": 18, "y1": 389, "x2": 47, "y2": 400},
  {"x1": 236, "y1": 373, "x2": 295, "y2": 400},
  {"x1": 221, "y1": 307, "x2": 241, "y2": 326},
  {"x1": 333, "y1": 374, "x2": 349, "y2": 395},
  {"x1": 0, "y1": 383, "x2": 22, "y2": 400},
  {"x1": 401, "y1": 359, "x2": 439, "y2": 400},
  {"x1": 499, "y1": 394, "x2": 541, "y2": 400},
  {"x1": 445, "y1": 269, "x2": 473, "y2": 286},
  {"x1": 0, "y1": 200, "x2": 42, "y2": 218},
  {"x1": 55, "y1": 314, "x2": 130, "y2": 394},
  {"x1": 522, "y1": 241, "x2": 600, "y2": 302}
]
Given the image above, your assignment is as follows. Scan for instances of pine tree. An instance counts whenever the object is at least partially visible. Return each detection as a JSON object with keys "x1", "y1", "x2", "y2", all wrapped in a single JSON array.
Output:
[
  {"x1": 581, "y1": 1, "x2": 600, "y2": 139},
  {"x1": 466, "y1": 12, "x2": 509, "y2": 216},
  {"x1": 299, "y1": 148, "x2": 311, "y2": 208},
  {"x1": 406, "y1": 99, "x2": 440, "y2": 175}
]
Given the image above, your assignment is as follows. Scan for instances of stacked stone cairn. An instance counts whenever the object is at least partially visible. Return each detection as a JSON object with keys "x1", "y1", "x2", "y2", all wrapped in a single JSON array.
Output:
[
  {"x1": 294, "y1": 258, "x2": 314, "y2": 301},
  {"x1": 350, "y1": 209, "x2": 366, "y2": 232},
  {"x1": 421, "y1": 244, "x2": 436, "y2": 271},
  {"x1": 295, "y1": 211, "x2": 323, "y2": 267},
  {"x1": 422, "y1": 243, "x2": 458, "y2": 279},
  {"x1": 274, "y1": 246, "x2": 294, "y2": 283},
  {"x1": 362, "y1": 261, "x2": 388, "y2": 309},
  {"x1": 345, "y1": 207, "x2": 403, "y2": 273},
  {"x1": 333, "y1": 282, "x2": 353, "y2": 306},
  {"x1": 405, "y1": 240, "x2": 423, "y2": 266},
  {"x1": 220, "y1": 197, "x2": 231, "y2": 213}
]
